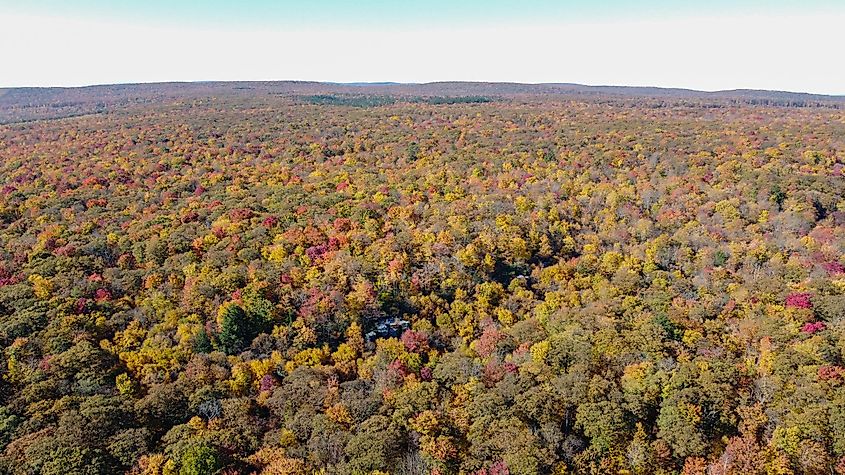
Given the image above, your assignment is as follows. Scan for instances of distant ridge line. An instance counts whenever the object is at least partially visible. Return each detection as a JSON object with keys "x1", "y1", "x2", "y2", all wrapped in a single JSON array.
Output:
[
  {"x1": 2, "y1": 80, "x2": 843, "y2": 125},
  {"x1": 1, "y1": 80, "x2": 843, "y2": 100}
]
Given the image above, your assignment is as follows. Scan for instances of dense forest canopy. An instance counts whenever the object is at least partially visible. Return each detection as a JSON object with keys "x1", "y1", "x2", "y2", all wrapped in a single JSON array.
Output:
[{"x1": 0, "y1": 83, "x2": 844, "y2": 474}]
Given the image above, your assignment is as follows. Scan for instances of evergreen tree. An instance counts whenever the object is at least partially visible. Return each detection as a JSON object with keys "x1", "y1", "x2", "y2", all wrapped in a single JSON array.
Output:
[{"x1": 217, "y1": 303, "x2": 249, "y2": 355}]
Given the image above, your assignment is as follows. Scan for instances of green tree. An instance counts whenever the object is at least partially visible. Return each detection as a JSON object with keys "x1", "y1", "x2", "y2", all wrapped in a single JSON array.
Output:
[
  {"x1": 180, "y1": 443, "x2": 221, "y2": 475},
  {"x1": 217, "y1": 303, "x2": 250, "y2": 355}
]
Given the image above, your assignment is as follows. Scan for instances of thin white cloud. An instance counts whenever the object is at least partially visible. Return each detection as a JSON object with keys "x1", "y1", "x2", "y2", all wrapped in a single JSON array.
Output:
[{"x1": 1, "y1": 12, "x2": 843, "y2": 94}]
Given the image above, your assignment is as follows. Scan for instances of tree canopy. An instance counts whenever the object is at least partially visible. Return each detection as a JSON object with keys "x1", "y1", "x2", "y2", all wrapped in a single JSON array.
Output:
[{"x1": 0, "y1": 86, "x2": 844, "y2": 474}]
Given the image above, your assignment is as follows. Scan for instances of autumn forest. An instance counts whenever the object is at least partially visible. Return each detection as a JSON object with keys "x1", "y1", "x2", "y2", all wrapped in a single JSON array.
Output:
[{"x1": 1, "y1": 82, "x2": 844, "y2": 475}]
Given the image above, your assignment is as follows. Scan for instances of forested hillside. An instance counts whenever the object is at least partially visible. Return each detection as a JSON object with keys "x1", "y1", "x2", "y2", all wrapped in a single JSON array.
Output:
[{"x1": 1, "y1": 85, "x2": 844, "y2": 474}]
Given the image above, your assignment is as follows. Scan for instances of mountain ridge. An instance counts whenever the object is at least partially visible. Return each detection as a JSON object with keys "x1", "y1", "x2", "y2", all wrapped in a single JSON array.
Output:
[
  {"x1": 2, "y1": 80, "x2": 843, "y2": 125},
  {"x1": 2, "y1": 80, "x2": 843, "y2": 99}
]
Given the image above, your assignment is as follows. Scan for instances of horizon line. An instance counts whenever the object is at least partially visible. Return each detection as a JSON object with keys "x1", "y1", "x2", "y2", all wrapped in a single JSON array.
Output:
[{"x1": 2, "y1": 79, "x2": 844, "y2": 99}]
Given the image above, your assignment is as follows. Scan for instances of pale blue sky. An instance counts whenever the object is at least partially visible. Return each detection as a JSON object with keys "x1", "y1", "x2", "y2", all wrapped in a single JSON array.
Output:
[
  {"x1": 3, "y1": 0, "x2": 842, "y2": 27},
  {"x1": 1, "y1": 1, "x2": 844, "y2": 93}
]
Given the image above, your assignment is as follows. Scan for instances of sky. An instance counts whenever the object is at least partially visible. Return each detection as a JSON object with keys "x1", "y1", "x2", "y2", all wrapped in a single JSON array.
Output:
[{"x1": 1, "y1": 0, "x2": 844, "y2": 94}]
